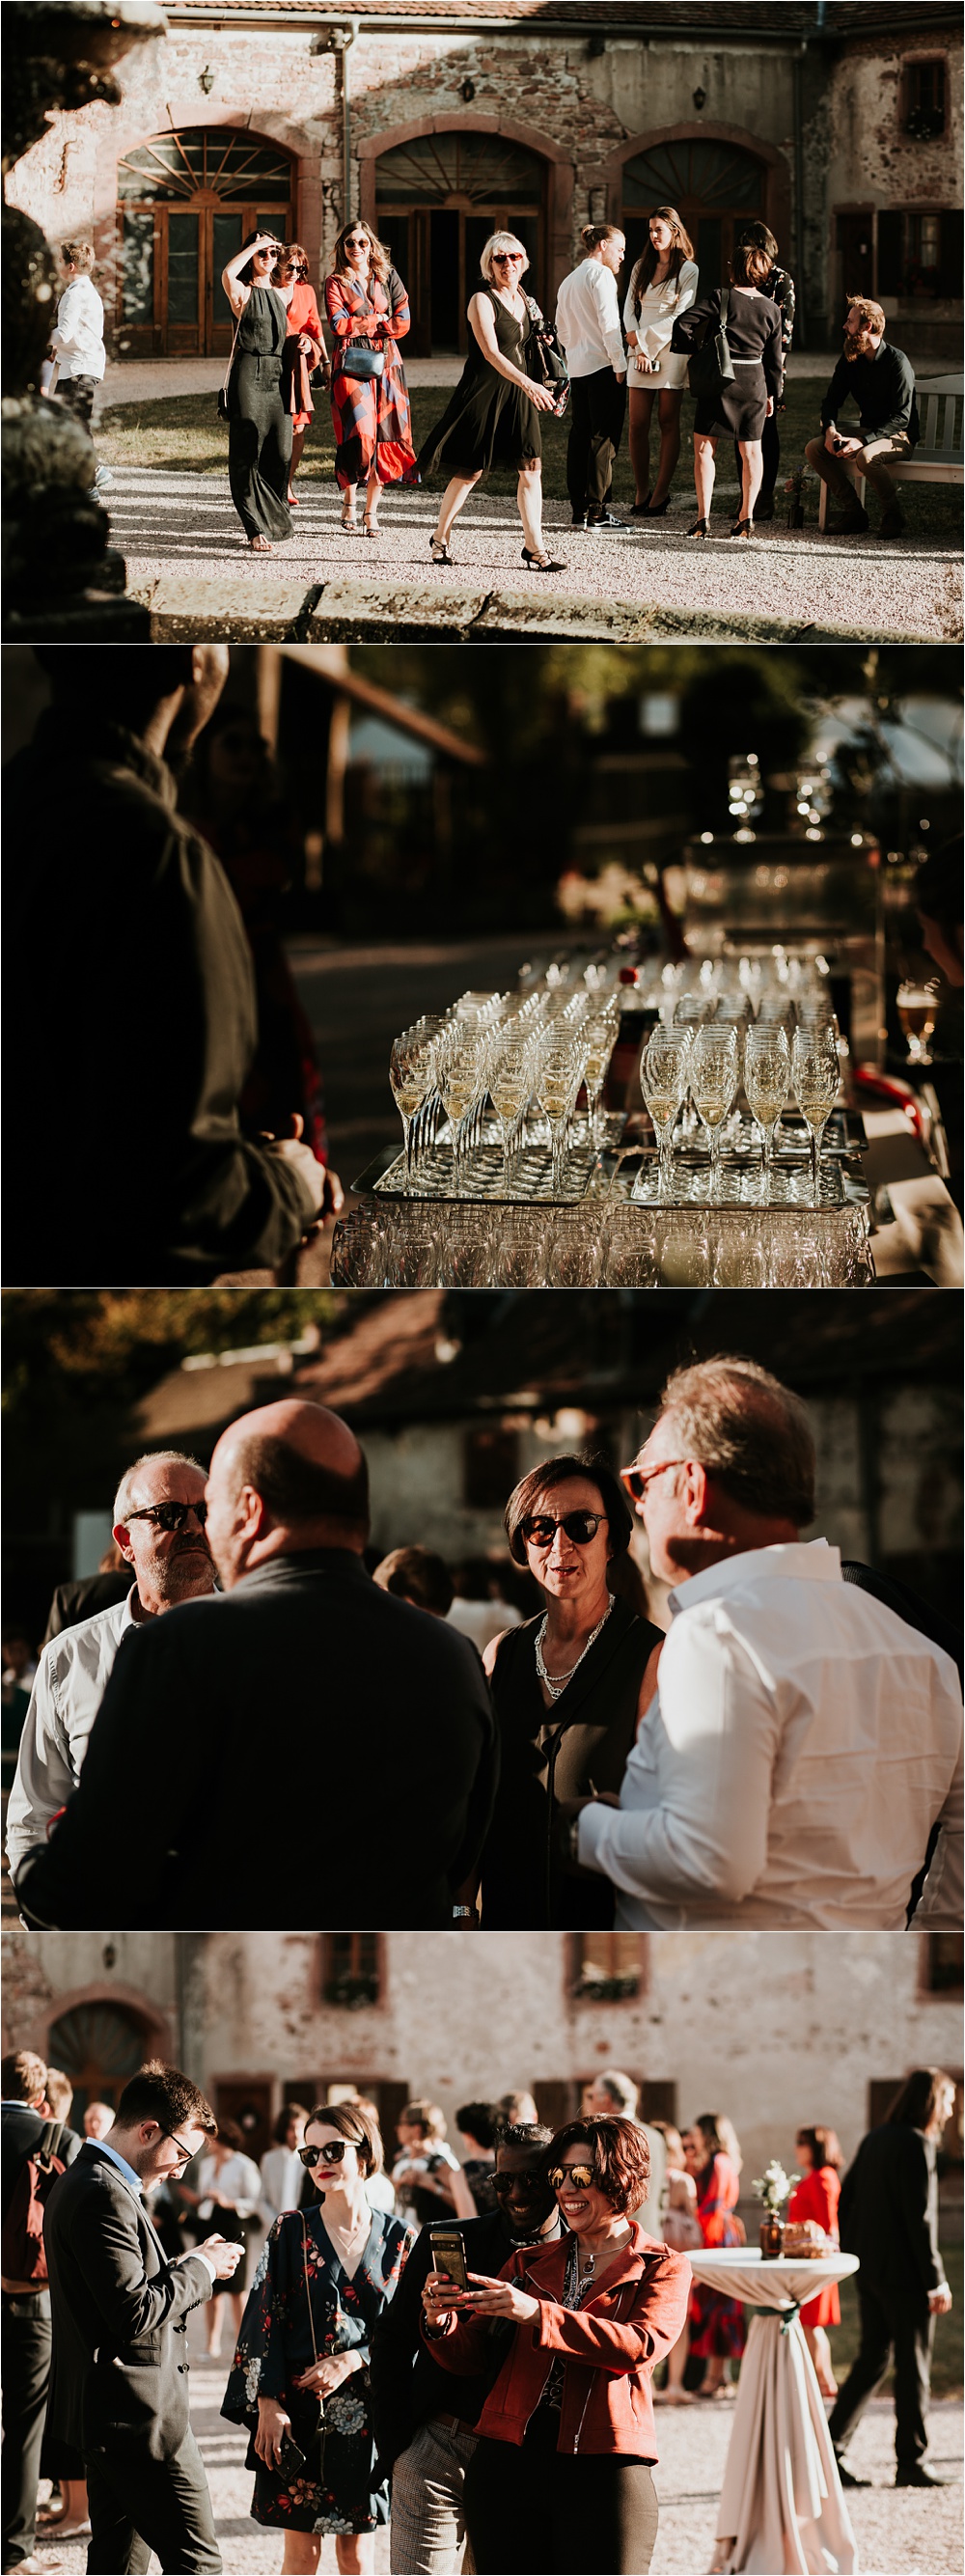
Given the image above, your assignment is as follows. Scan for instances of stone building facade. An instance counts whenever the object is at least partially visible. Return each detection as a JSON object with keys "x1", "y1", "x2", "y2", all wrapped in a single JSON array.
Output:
[
  {"x1": 7, "y1": 1, "x2": 961, "y2": 363},
  {"x1": 3, "y1": 1928, "x2": 961, "y2": 2210}
]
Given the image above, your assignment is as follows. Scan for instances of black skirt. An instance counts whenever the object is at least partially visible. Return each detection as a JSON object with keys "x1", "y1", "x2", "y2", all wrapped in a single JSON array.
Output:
[
  {"x1": 420, "y1": 287, "x2": 542, "y2": 481},
  {"x1": 694, "y1": 364, "x2": 771, "y2": 442}
]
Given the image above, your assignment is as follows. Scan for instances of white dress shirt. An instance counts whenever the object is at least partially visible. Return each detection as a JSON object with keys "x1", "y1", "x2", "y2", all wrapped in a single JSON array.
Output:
[
  {"x1": 555, "y1": 259, "x2": 625, "y2": 378},
  {"x1": 194, "y1": 2150, "x2": 262, "y2": 2221},
  {"x1": 259, "y1": 2144, "x2": 307, "y2": 2229},
  {"x1": 578, "y1": 1540, "x2": 963, "y2": 1931},
  {"x1": 447, "y1": 1598, "x2": 522, "y2": 1653},
  {"x1": 51, "y1": 275, "x2": 106, "y2": 380},
  {"x1": 6, "y1": 1592, "x2": 137, "y2": 1877}
]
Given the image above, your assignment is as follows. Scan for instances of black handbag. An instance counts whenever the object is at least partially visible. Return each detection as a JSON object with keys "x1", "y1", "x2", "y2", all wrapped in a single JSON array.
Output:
[
  {"x1": 341, "y1": 340, "x2": 384, "y2": 382},
  {"x1": 525, "y1": 295, "x2": 569, "y2": 390},
  {"x1": 685, "y1": 287, "x2": 734, "y2": 401}
]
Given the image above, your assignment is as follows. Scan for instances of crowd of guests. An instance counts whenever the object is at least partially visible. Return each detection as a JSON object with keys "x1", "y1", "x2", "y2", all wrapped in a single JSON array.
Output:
[
  {"x1": 2, "y1": 2052, "x2": 954, "y2": 2574},
  {"x1": 45, "y1": 210, "x2": 925, "y2": 573},
  {"x1": 5, "y1": 1355, "x2": 962, "y2": 1933}
]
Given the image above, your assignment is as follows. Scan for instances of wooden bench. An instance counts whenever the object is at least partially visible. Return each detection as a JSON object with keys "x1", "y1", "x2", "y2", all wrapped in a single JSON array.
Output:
[{"x1": 817, "y1": 373, "x2": 963, "y2": 526}]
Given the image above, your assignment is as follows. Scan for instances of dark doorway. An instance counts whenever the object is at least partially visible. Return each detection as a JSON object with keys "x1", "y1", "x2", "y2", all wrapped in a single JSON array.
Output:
[
  {"x1": 836, "y1": 210, "x2": 874, "y2": 321},
  {"x1": 430, "y1": 209, "x2": 460, "y2": 348}
]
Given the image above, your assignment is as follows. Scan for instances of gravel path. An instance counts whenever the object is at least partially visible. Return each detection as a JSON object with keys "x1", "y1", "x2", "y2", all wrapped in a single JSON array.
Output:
[
  {"x1": 32, "y1": 2320, "x2": 963, "y2": 2576},
  {"x1": 112, "y1": 468, "x2": 960, "y2": 641},
  {"x1": 97, "y1": 347, "x2": 848, "y2": 409}
]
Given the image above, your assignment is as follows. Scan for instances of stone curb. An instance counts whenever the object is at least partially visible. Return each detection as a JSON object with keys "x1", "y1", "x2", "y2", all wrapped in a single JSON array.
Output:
[{"x1": 129, "y1": 571, "x2": 938, "y2": 646}]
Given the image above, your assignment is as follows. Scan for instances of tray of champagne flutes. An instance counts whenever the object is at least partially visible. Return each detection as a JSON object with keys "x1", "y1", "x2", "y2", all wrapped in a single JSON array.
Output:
[{"x1": 333, "y1": 956, "x2": 874, "y2": 1288}]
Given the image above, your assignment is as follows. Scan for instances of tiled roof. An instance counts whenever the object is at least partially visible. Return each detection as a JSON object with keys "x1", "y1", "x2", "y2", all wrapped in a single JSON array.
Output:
[{"x1": 165, "y1": 1, "x2": 961, "y2": 27}]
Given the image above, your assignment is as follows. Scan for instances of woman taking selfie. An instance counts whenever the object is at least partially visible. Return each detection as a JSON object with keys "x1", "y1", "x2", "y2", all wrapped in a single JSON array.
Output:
[
  {"x1": 323, "y1": 220, "x2": 417, "y2": 537},
  {"x1": 474, "y1": 1454, "x2": 663, "y2": 1929},
  {"x1": 421, "y1": 2114, "x2": 690, "y2": 2574},
  {"x1": 623, "y1": 208, "x2": 699, "y2": 515},
  {"x1": 223, "y1": 2100, "x2": 414, "y2": 2575},
  {"x1": 221, "y1": 230, "x2": 294, "y2": 551}
]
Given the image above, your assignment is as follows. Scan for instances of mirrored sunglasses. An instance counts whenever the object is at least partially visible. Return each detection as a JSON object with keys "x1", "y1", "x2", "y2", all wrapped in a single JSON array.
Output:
[
  {"x1": 520, "y1": 1511, "x2": 604, "y2": 1550},
  {"x1": 123, "y1": 1501, "x2": 207, "y2": 1533},
  {"x1": 547, "y1": 2163, "x2": 594, "y2": 2192},
  {"x1": 299, "y1": 2140, "x2": 348, "y2": 2168}
]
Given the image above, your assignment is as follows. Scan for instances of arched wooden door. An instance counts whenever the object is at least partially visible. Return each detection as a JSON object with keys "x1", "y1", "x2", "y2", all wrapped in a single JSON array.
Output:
[
  {"x1": 116, "y1": 127, "x2": 295, "y2": 357},
  {"x1": 373, "y1": 130, "x2": 547, "y2": 354},
  {"x1": 45, "y1": 1999, "x2": 154, "y2": 2120},
  {"x1": 620, "y1": 136, "x2": 769, "y2": 299}
]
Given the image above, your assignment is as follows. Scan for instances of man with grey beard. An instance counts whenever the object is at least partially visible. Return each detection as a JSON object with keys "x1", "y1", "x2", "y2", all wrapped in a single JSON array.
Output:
[{"x1": 6, "y1": 1451, "x2": 216, "y2": 1880}]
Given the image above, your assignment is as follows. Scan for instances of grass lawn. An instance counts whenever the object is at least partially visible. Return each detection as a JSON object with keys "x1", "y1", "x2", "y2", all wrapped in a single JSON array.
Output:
[{"x1": 98, "y1": 379, "x2": 963, "y2": 542}]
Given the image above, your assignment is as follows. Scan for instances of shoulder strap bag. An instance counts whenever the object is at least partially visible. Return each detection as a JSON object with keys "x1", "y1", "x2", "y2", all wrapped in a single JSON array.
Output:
[
  {"x1": 340, "y1": 278, "x2": 387, "y2": 381},
  {"x1": 298, "y1": 2213, "x2": 327, "y2": 2482},
  {"x1": 685, "y1": 286, "x2": 734, "y2": 401},
  {"x1": 217, "y1": 309, "x2": 243, "y2": 422}
]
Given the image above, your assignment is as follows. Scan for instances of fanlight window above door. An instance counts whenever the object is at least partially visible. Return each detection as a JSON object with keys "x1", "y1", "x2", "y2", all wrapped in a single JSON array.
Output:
[
  {"x1": 118, "y1": 127, "x2": 292, "y2": 203},
  {"x1": 375, "y1": 130, "x2": 543, "y2": 206},
  {"x1": 622, "y1": 139, "x2": 765, "y2": 210}
]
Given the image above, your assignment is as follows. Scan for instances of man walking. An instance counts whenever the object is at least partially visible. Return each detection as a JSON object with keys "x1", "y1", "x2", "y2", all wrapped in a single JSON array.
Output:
[
  {"x1": 7, "y1": 1451, "x2": 215, "y2": 1878},
  {"x1": 2, "y1": 2054, "x2": 58, "y2": 2576},
  {"x1": 42, "y1": 2060, "x2": 242, "y2": 2573},
  {"x1": 829, "y1": 2069, "x2": 955, "y2": 2490},
  {"x1": 15, "y1": 1400, "x2": 498, "y2": 1930},
  {"x1": 571, "y1": 1357, "x2": 962, "y2": 1928},
  {"x1": 372, "y1": 2121, "x2": 560, "y2": 2574},
  {"x1": 804, "y1": 294, "x2": 918, "y2": 538}
]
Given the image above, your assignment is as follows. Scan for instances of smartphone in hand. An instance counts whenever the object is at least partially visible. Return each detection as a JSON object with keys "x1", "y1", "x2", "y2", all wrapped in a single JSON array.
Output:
[{"x1": 429, "y1": 2229, "x2": 470, "y2": 2295}]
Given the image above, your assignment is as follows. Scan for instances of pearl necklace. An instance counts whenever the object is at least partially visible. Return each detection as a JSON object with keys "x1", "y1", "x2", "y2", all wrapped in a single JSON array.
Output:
[{"x1": 535, "y1": 1597, "x2": 613, "y2": 1702}]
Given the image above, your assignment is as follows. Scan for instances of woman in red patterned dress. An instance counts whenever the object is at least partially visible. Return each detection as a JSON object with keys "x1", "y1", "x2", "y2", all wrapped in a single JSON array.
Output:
[
  {"x1": 685, "y1": 2114, "x2": 747, "y2": 2398},
  {"x1": 787, "y1": 2125, "x2": 843, "y2": 2397},
  {"x1": 323, "y1": 220, "x2": 418, "y2": 539},
  {"x1": 277, "y1": 245, "x2": 328, "y2": 504}
]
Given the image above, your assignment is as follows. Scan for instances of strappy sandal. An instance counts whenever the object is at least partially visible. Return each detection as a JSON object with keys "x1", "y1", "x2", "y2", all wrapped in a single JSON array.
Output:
[
  {"x1": 340, "y1": 495, "x2": 359, "y2": 534},
  {"x1": 363, "y1": 511, "x2": 381, "y2": 540},
  {"x1": 521, "y1": 546, "x2": 566, "y2": 571},
  {"x1": 429, "y1": 534, "x2": 454, "y2": 566},
  {"x1": 248, "y1": 534, "x2": 272, "y2": 553}
]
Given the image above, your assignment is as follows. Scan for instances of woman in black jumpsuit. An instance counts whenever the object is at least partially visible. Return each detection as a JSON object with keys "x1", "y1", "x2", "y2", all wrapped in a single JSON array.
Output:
[{"x1": 221, "y1": 231, "x2": 293, "y2": 551}]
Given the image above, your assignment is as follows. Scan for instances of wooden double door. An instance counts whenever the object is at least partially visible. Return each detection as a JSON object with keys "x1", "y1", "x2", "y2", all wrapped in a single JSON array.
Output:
[{"x1": 118, "y1": 199, "x2": 294, "y2": 356}]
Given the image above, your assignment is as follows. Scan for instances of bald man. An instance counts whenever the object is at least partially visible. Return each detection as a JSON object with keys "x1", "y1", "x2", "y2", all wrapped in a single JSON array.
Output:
[
  {"x1": 15, "y1": 1403, "x2": 498, "y2": 1932},
  {"x1": 4, "y1": 647, "x2": 324, "y2": 1286}
]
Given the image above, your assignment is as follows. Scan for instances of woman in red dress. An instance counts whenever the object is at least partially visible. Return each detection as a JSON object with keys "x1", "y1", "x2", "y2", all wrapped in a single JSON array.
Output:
[
  {"x1": 686, "y1": 2114, "x2": 747, "y2": 2398},
  {"x1": 324, "y1": 220, "x2": 418, "y2": 539},
  {"x1": 787, "y1": 2124, "x2": 842, "y2": 2397},
  {"x1": 277, "y1": 244, "x2": 328, "y2": 504}
]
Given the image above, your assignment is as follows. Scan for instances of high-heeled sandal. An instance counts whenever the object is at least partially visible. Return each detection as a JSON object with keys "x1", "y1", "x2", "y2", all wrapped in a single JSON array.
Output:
[
  {"x1": 644, "y1": 494, "x2": 671, "y2": 516},
  {"x1": 363, "y1": 512, "x2": 380, "y2": 540},
  {"x1": 685, "y1": 517, "x2": 709, "y2": 540},
  {"x1": 429, "y1": 534, "x2": 454, "y2": 566},
  {"x1": 727, "y1": 517, "x2": 754, "y2": 540},
  {"x1": 340, "y1": 495, "x2": 358, "y2": 533},
  {"x1": 521, "y1": 546, "x2": 566, "y2": 571}
]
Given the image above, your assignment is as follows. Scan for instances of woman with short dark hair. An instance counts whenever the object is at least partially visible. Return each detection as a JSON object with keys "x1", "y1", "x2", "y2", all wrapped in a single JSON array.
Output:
[
  {"x1": 422, "y1": 2112, "x2": 690, "y2": 2573},
  {"x1": 471, "y1": 1454, "x2": 663, "y2": 1929},
  {"x1": 224, "y1": 2099, "x2": 414, "y2": 2576},
  {"x1": 221, "y1": 229, "x2": 294, "y2": 552},
  {"x1": 671, "y1": 238, "x2": 783, "y2": 539}
]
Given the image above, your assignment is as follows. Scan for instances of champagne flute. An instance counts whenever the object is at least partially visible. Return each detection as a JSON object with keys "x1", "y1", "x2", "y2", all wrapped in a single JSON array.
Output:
[
  {"x1": 640, "y1": 1026, "x2": 691, "y2": 1197},
  {"x1": 389, "y1": 1032, "x2": 433, "y2": 1192},
  {"x1": 490, "y1": 1035, "x2": 532, "y2": 1193},
  {"x1": 583, "y1": 1011, "x2": 619, "y2": 1150},
  {"x1": 536, "y1": 1036, "x2": 581, "y2": 1197},
  {"x1": 689, "y1": 1026, "x2": 739, "y2": 1198},
  {"x1": 744, "y1": 1024, "x2": 790, "y2": 1191},
  {"x1": 437, "y1": 1028, "x2": 478, "y2": 1196},
  {"x1": 790, "y1": 1026, "x2": 840, "y2": 1205}
]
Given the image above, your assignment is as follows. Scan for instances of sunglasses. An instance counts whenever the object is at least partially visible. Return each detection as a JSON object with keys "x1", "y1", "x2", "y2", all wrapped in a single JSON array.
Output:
[
  {"x1": 620, "y1": 1460, "x2": 685, "y2": 1502},
  {"x1": 520, "y1": 1511, "x2": 604, "y2": 1550},
  {"x1": 345, "y1": 235, "x2": 369, "y2": 248},
  {"x1": 490, "y1": 2171, "x2": 547, "y2": 2199},
  {"x1": 547, "y1": 2164, "x2": 595, "y2": 2193},
  {"x1": 493, "y1": 252, "x2": 524, "y2": 264},
  {"x1": 299, "y1": 2140, "x2": 350, "y2": 2168},
  {"x1": 123, "y1": 1501, "x2": 207, "y2": 1533}
]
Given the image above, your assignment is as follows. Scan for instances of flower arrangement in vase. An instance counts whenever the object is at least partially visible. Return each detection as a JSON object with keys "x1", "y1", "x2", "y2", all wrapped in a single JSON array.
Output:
[{"x1": 753, "y1": 2158, "x2": 792, "y2": 2259}]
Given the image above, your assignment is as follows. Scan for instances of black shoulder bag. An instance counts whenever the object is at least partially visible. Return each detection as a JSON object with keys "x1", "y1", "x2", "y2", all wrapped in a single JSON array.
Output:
[
  {"x1": 685, "y1": 287, "x2": 734, "y2": 402},
  {"x1": 524, "y1": 292, "x2": 570, "y2": 412}
]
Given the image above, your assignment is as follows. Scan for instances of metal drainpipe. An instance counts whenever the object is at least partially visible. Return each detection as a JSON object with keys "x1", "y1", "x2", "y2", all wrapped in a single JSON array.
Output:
[
  {"x1": 337, "y1": 17, "x2": 360, "y2": 225},
  {"x1": 792, "y1": 38, "x2": 808, "y2": 349}
]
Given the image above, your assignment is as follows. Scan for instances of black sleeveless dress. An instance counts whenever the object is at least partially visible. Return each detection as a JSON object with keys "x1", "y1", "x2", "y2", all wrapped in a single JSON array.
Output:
[
  {"x1": 481, "y1": 1594, "x2": 663, "y2": 1929},
  {"x1": 227, "y1": 283, "x2": 292, "y2": 541},
  {"x1": 418, "y1": 285, "x2": 544, "y2": 480}
]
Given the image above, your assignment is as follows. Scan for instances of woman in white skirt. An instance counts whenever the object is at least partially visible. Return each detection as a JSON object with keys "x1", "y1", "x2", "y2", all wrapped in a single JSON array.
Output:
[{"x1": 623, "y1": 208, "x2": 699, "y2": 517}]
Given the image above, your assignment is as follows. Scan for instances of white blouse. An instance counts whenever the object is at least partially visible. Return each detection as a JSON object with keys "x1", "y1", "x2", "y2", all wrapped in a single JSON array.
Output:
[{"x1": 623, "y1": 259, "x2": 699, "y2": 387}]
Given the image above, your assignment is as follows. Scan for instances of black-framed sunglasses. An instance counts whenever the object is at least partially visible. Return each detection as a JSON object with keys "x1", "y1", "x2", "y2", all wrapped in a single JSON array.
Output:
[
  {"x1": 490, "y1": 2171, "x2": 547, "y2": 2199},
  {"x1": 345, "y1": 234, "x2": 369, "y2": 248},
  {"x1": 299, "y1": 2140, "x2": 349, "y2": 2168},
  {"x1": 122, "y1": 1501, "x2": 208, "y2": 1533},
  {"x1": 520, "y1": 1511, "x2": 605, "y2": 1550},
  {"x1": 547, "y1": 2162, "x2": 595, "y2": 2192}
]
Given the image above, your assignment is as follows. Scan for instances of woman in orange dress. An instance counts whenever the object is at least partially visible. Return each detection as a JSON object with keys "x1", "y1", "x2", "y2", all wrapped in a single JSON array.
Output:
[
  {"x1": 787, "y1": 2125, "x2": 842, "y2": 2397},
  {"x1": 324, "y1": 219, "x2": 418, "y2": 539},
  {"x1": 277, "y1": 245, "x2": 328, "y2": 504},
  {"x1": 686, "y1": 2114, "x2": 747, "y2": 2398}
]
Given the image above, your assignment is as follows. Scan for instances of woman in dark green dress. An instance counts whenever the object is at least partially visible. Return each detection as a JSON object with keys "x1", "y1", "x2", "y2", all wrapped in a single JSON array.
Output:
[
  {"x1": 221, "y1": 231, "x2": 294, "y2": 552},
  {"x1": 419, "y1": 230, "x2": 565, "y2": 573}
]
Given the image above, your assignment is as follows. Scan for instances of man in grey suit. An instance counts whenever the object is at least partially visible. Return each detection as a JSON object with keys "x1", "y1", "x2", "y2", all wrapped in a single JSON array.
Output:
[{"x1": 42, "y1": 2061, "x2": 242, "y2": 2573}]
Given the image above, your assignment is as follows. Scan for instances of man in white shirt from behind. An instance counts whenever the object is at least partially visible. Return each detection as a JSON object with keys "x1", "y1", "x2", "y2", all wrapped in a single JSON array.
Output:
[
  {"x1": 555, "y1": 221, "x2": 628, "y2": 531},
  {"x1": 6, "y1": 1451, "x2": 215, "y2": 1881},
  {"x1": 574, "y1": 1357, "x2": 962, "y2": 1932},
  {"x1": 49, "y1": 238, "x2": 110, "y2": 491}
]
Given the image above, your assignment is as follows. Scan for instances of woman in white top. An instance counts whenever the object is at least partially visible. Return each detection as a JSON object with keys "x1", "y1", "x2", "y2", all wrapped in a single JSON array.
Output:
[
  {"x1": 184, "y1": 2119, "x2": 263, "y2": 2355},
  {"x1": 623, "y1": 208, "x2": 699, "y2": 516},
  {"x1": 260, "y1": 2100, "x2": 310, "y2": 2230}
]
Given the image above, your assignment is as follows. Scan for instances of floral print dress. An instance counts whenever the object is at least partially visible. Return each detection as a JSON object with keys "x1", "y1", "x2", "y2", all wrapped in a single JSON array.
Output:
[{"x1": 223, "y1": 2204, "x2": 414, "y2": 2534}]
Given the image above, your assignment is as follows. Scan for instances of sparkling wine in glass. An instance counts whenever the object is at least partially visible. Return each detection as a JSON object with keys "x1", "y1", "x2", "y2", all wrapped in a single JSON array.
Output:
[
  {"x1": 689, "y1": 1027, "x2": 739, "y2": 1197},
  {"x1": 389, "y1": 1033, "x2": 433, "y2": 1191},
  {"x1": 438, "y1": 1032, "x2": 478, "y2": 1195},
  {"x1": 896, "y1": 982, "x2": 938, "y2": 1066},
  {"x1": 790, "y1": 1028, "x2": 840, "y2": 1205},
  {"x1": 640, "y1": 1027, "x2": 691, "y2": 1196},
  {"x1": 744, "y1": 1024, "x2": 790, "y2": 1192},
  {"x1": 583, "y1": 1011, "x2": 619, "y2": 1150},
  {"x1": 490, "y1": 1037, "x2": 532, "y2": 1193},
  {"x1": 537, "y1": 1039, "x2": 581, "y2": 1197}
]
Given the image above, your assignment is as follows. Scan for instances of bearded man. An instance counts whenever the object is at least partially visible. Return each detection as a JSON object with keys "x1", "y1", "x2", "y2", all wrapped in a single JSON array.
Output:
[{"x1": 804, "y1": 295, "x2": 918, "y2": 538}]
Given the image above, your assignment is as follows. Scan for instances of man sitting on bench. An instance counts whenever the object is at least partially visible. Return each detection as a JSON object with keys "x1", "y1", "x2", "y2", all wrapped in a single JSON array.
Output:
[{"x1": 805, "y1": 295, "x2": 918, "y2": 538}]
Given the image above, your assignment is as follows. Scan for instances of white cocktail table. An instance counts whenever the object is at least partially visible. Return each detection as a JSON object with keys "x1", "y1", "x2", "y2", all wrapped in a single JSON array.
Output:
[{"x1": 688, "y1": 2247, "x2": 860, "y2": 2574}]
